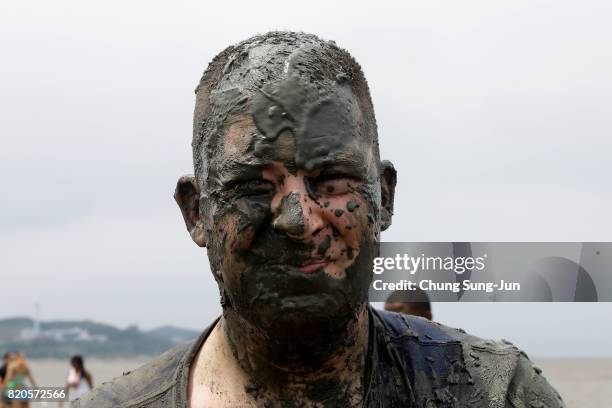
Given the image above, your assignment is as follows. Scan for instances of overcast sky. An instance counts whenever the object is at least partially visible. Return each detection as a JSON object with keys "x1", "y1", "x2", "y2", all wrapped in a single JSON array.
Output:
[{"x1": 1, "y1": 0, "x2": 611, "y2": 357}]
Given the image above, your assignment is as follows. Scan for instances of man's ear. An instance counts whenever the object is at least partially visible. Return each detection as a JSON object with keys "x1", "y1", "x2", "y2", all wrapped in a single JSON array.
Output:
[
  {"x1": 174, "y1": 175, "x2": 206, "y2": 247},
  {"x1": 380, "y1": 160, "x2": 397, "y2": 231}
]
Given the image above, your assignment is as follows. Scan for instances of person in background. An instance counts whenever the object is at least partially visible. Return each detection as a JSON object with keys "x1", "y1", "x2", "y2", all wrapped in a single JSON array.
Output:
[
  {"x1": 65, "y1": 356, "x2": 92, "y2": 402},
  {"x1": 2, "y1": 353, "x2": 36, "y2": 408},
  {"x1": 0, "y1": 352, "x2": 16, "y2": 408},
  {"x1": 384, "y1": 288, "x2": 433, "y2": 320}
]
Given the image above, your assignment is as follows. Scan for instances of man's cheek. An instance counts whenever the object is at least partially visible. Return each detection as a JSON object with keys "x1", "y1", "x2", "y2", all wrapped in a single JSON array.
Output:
[
  {"x1": 235, "y1": 197, "x2": 272, "y2": 247},
  {"x1": 206, "y1": 215, "x2": 237, "y2": 274},
  {"x1": 353, "y1": 183, "x2": 382, "y2": 240},
  {"x1": 213, "y1": 197, "x2": 272, "y2": 251},
  {"x1": 212, "y1": 215, "x2": 251, "y2": 298},
  {"x1": 322, "y1": 195, "x2": 369, "y2": 243},
  {"x1": 318, "y1": 194, "x2": 372, "y2": 277}
]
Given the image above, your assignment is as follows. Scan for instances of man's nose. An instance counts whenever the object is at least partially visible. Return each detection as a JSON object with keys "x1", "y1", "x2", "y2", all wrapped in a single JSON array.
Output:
[
  {"x1": 272, "y1": 192, "x2": 306, "y2": 237},
  {"x1": 271, "y1": 179, "x2": 325, "y2": 239}
]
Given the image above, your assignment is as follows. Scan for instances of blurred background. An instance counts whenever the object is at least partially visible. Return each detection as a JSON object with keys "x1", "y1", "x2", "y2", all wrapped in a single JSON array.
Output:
[{"x1": 1, "y1": 0, "x2": 611, "y2": 406}]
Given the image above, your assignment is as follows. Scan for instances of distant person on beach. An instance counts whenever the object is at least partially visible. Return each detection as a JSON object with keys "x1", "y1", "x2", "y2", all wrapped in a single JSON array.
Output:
[
  {"x1": 65, "y1": 355, "x2": 93, "y2": 402},
  {"x1": 384, "y1": 288, "x2": 433, "y2": 320},
  {"x1": 0, "y1": 352, "x2": 16, "y2": 408},
  {"x1": 0, "y1": 353, "x2": 14, "y2": 384},
  {"x1": 2, "y1": 353, "x2": 36, "y2": 408}
]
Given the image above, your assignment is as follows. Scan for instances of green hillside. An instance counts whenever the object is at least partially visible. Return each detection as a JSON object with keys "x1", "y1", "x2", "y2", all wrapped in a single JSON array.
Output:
[{"x1": 0, "y1": 318, "x2": 199, "y2": 359}]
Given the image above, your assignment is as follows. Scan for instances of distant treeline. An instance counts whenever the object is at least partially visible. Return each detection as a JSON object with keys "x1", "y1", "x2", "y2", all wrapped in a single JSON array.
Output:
[{"x1": 0, "y1": 318, "x2": 199, "y2": 358}]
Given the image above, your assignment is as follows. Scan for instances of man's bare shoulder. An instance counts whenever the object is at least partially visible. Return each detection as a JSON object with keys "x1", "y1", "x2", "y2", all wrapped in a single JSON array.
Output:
[{"x1": 72, "y1": 341, "x2": 194, "y2": 408}]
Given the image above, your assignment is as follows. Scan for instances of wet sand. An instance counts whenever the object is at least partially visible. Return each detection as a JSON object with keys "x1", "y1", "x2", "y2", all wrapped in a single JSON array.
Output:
[
  {"x1": 534, "y1": 357, "x2": 612, "y2": 408},
  {"x1": 26, "y1": 358, "x2": 149, "y2": 407},
  {"x1": 25, "y1": 357, "x2": 612, "y2": 407}
]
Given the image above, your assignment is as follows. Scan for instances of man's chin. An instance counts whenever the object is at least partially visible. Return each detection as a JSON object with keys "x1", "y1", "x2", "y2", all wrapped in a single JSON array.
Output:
[
  {"x1": 244, "y1": 293, "x2": 357, "y2": 338},
  {"x1": 226, "y1": 261, "x2": 371, "y2": 337}
]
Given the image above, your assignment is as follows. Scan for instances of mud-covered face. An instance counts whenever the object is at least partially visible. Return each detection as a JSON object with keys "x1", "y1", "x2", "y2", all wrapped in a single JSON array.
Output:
[
  {"x1": 205, "y1": 118, "x2": 378, "y2": 335},
  {"x1": 176, "y1": 77, "x2": 396, "y2": 338}
]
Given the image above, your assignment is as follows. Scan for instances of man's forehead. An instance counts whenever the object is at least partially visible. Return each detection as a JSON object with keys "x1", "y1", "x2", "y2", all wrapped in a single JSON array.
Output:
[
  {"x1": 211, "y1": 116, "x2": 374, "y2": 175},
  {"x1": 250, "y1": 75, "x2": 367, "y2": 169},
  {"x1": 221, "y1": 117, "x2": 259, "y2": 162},
  {"x1": 201, "y1": 71, "x2": 378, "y2": 184}
]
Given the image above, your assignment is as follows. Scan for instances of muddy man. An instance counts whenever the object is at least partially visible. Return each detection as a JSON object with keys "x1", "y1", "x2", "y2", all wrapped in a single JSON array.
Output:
[{"x1": 75, "y1": 32, "x2": 565, "y2": 407}]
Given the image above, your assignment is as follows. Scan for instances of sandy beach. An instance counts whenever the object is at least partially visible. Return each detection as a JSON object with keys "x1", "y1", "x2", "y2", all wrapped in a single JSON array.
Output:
[
  {"x1": 23, "y1": 357, "x2": 612, "y2": 407},
  {"x1": 534, "y1": 358, "x2": 612, "y2": 408}
]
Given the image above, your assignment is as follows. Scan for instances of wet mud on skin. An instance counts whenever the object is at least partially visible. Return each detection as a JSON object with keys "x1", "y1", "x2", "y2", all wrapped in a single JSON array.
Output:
[
  {"x1": 189, "y1": 32, "x2": 397, "y2": 407},
  {"x1": 346, "y1": 201, "x2": 359, "y2": 212},
  {"x1": 273, "y1": 192, "x2": 305, "y2": 236}
]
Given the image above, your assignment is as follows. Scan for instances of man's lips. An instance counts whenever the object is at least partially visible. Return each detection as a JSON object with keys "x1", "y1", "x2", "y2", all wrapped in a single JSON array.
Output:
[{"x1": 298, "y1": 260, "x2": 329, "y2": 274}]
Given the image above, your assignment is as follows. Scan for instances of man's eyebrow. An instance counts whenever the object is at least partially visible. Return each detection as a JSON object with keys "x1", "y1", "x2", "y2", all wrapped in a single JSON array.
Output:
[
  {"x1": 217, "y1": 161, "x2": 268, "y2": 187},
  {"x1": 311, "y1": 158, "x2": 367, "y2": 176}
]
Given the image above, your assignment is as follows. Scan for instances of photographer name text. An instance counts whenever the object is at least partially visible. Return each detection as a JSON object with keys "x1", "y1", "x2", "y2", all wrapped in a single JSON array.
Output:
[{"x1": 372, "y1": 279, "x2": 520, "y2": 293}]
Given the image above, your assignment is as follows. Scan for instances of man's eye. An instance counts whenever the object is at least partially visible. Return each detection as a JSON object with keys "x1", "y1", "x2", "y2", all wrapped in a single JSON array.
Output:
[
  {"x1": 232, "y1": 179, "x2": 275, "y2": 196},
  {"x1": 315, "y1": 174, "x2": 356, "y2": 195}
]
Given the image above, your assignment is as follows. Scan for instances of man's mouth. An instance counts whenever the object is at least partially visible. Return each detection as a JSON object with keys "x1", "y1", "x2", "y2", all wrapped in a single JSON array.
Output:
[{"x1": 298, "y1": 259, "x2": 329, "y2": 274}]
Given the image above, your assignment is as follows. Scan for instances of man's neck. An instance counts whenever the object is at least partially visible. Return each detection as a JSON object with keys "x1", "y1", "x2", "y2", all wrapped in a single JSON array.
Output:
[{"x1": 214, "y1": 305, "x2": 370, "y2": 406}]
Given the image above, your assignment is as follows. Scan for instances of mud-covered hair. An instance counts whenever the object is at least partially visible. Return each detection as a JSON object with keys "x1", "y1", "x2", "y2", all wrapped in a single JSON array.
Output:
[{"x1": 192, "y1": 31, "x2": 379, "y2": 185}]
